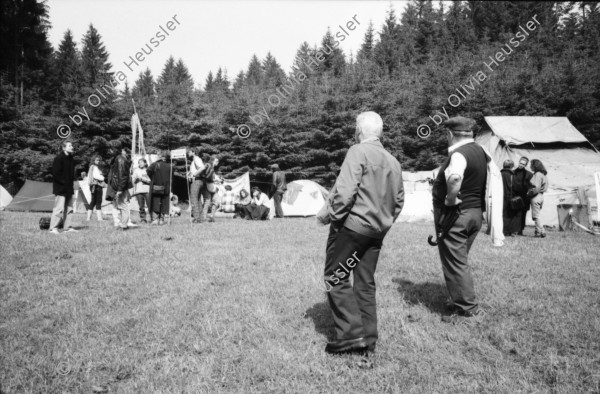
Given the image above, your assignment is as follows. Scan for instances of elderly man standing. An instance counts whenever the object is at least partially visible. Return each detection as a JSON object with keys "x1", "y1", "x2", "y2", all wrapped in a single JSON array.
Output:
[
  {"x1": 49, "y1": 141, "x2": 77, "y2": 234},
  {"x1": 432, "y1": 116, "x2": 487, "y2": 323},
  {"x1": 317, "y1": 111, "x2": 404, "y2": 354}
]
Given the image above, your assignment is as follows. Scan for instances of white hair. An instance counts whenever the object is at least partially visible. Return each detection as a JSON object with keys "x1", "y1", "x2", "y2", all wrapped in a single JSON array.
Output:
[{"x1": 356, "y1": 111, "x2": 383, "y2": 138}]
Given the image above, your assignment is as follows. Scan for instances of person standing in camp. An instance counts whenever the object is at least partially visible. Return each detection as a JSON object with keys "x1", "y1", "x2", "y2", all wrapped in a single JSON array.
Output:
[
  {"x1": 108, "y1": 145, "x2": 133, "y2": 230},
  {"x1": 49, "y1": 141, "x2": 77, "y2": 234},
  {"x1": 132, "y1": 158, "x2": 151, "y2": 224},
  {"x1": 500, "y1": 160, "x2": 521, "y2": 236},
  {"x1": 147, "y1": 151, "x2": 172, "y2": 225},
  {"x1": 316, "y1": 111, "x2": 404, "y2": 355},
  {"x1": 513, "y1": 156, "x2": 533, "y2": 235},
  {"x1": 86, "y1": 155, "x2": 105, "y2": 221},
  {"x1": 270, "y1": 164, "x2": 287, "y2": 218},
  {"x1": 432, "y1": 116, "x2": 487, "y2": 324},
  {"x1": 528, "y1": 159, "x2": 549, "y2": 238},
  {"x1": 187, "y1": 148, "x2": 206, "y2": 223},
  {"x1": 200, "y1": 156, "x2": 219, "y2": 223}
]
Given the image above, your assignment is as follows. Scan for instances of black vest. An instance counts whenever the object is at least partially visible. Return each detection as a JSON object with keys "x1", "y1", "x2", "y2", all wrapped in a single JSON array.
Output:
[{"x1": 432, "y1": 142, "x2": 487, "y2": 210}]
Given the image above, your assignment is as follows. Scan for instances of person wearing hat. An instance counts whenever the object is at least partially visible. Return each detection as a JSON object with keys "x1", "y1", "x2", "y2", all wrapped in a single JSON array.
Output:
[
  {"x1": 269, "y1": 164, "x2": 287, "y2": 218},
  {"x1": 432, "y1": 116, "x2": 487, "y2": 323}
]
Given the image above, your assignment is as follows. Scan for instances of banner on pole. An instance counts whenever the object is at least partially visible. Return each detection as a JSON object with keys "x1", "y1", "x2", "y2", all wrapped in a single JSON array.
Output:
[{"x1": 221, "y1": 172, "x2": 251, "y2": 199}]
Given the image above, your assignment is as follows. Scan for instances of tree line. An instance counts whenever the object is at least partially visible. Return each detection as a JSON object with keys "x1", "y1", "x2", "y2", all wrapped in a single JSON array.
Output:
[{"x1": 1, "y1": 0, "x2": 599, "y2": 195}]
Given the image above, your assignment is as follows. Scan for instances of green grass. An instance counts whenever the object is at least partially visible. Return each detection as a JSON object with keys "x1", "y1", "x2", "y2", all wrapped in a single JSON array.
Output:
[{"x1": 1, "y1": 211, "x2": 599, "y2": 393}]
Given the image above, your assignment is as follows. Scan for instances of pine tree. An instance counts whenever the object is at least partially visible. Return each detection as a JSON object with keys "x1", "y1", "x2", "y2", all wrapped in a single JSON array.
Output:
[
  {"x1": 0, "y1": 0, "x2": 54, "y2": 106},
  {"x1": 358, "y1": 21, "x2": 376, "y2": 60},
  {"x1": 204, "y1": 71, "x2": 214, "y2": 91},
  {"x1": 174, "y1": 58, "x2": 194, "y2": 92},
  {"x1": 233, "y1": 70, "x2": 246, "y2": 93},
  {"x1": 54, "y1": 29, "x2": 82, "y2": 103},
  {"x1": 262, "y1": 52, "x2": 286, "y2": 87},
  {"x1": 374, "y1": 6, "x2": 402, "y2": 74},
  {"x1": 157, "y1": 55, "x2": 176, "y2": 87},
  {"x1": 81, "y1": 24, "x2": 112, "y2": 88},
  {"x1": 133, "y1": 68, "x2": 155, "y2": 99},
  {"x1": 246, "y1": 54, "x2": 263, "y2": 86},
  {"x1": 319, "y1": 29, "x2": 346, "y2": 76}
]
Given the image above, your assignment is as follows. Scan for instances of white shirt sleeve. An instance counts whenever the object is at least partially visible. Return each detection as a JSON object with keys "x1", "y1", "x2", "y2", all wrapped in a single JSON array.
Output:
[
  {"x1": 93, "y1": 165, "x2": 105, "y2": 182},
  {"x1": 444, "y1": 152, "x2": 467, "y2": 181}
]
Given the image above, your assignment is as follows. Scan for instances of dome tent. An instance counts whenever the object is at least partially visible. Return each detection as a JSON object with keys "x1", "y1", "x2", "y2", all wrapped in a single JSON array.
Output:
[{"x1": 274, "y1": 180, "x2": 330, "y2": 217}]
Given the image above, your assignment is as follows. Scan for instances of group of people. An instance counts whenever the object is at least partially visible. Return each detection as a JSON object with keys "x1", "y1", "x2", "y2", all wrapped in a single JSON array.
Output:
[
  {"x1": 48, "y1": 142, "x2": 176, "y2": 232},
  {"x1": 315, "y1": 112, "x2": 520, "y2": 358},
  {"x1": 501, "y1": 157, "x2": 549, "y2": 238},
  {"x1": 47, "y1": 142, "x2": 289, "y2": 233},
  {"x1": 47, "y1": 112, "x2": 535, "y2": 360}
]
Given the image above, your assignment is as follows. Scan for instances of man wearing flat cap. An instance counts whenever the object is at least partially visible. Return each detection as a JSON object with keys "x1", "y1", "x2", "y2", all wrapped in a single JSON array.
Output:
[{"x1": 432, "y1": 116, "x2": 487, "y2": 323}]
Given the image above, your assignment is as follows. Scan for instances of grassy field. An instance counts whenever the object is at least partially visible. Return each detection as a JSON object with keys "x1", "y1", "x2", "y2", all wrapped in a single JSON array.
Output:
[{"x1": 1, "y1": 211, "x2": 599, "y2": 393}]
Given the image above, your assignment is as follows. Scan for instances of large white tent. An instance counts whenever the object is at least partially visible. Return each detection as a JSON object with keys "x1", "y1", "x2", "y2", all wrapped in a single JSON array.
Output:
[{"x1": 476, "y1": 116, "x2": 600, "y2": 227}]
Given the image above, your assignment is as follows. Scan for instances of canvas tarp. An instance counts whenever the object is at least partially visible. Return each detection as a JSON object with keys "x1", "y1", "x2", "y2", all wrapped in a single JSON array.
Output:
[{"x1": 477, "y1": 116, "x2": 600, "y2": 227}]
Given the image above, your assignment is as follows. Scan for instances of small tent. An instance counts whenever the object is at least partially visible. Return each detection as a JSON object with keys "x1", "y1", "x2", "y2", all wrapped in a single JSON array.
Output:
[
  {"x1": 0, "y1": 185, "x2": 13, "y2": 210},
  {"x1": 5, "y1": 180, "x2": 54, "y2": 211},
  {"x1": 278, "y1": 180, "x2": 330, "y2": 217},
  {"x1": 6, "y1": 180, "x2": 141, "y2": 213},
  {"x1": 476, "y1": 116, "x2": 600, "y2": 227}
]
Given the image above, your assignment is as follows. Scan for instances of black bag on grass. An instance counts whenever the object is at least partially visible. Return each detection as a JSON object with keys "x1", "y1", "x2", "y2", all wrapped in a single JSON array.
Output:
[{"x1": 39, "y1": 216, "x2": 63, "y2": 230}]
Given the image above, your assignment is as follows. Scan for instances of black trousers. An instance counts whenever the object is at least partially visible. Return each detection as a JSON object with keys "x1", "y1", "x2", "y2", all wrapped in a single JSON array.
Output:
[
  {"x1": 273, "y1": 191, "x2": 284, "y2": 218},
  {"x1": 324, "y1": 225, "x2": 383, "y2": 344},
  {"x1": 434, "y1": 207, "x2": 482, "y2": 313},
  {"x1": 89, "y1": 185, "x2": 103, "y2": 210}
]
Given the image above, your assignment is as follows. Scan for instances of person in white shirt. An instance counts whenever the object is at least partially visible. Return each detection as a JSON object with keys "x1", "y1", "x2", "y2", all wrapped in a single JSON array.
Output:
[
  {"x1": 244, "y1": 187, "x2": 270, "y2": 220},
  {"x1": 86, "y1": 155, "x2": 105, "y2": 221},
  {"x1": 187, "y1": 148, "x2": 206, "y2": 223},
  {"x1": 132, "y1": 158, "x2": 151, "y2": 223}
]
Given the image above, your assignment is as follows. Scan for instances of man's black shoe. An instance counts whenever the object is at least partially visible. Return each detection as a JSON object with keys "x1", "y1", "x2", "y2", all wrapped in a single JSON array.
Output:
[
  {"x1": 442, "y1": 308, "x2": 485, "y2": 324},
  {"x1": 325, "y1": 337, "x2": 368, "y2": 354}
]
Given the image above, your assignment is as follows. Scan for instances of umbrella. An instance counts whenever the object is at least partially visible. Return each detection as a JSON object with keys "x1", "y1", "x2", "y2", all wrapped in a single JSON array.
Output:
[{"x1": 428, "y1": 204, "x2": 461, "y2": 246}]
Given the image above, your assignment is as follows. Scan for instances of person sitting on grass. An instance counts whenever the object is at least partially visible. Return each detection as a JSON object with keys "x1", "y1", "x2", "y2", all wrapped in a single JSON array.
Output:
[
  {"x1": 234, "y1": 189, "x2": 251, "y2": 219},
  {"x1": 244, "y1": 187, "x2": 270, "y2": 220}
]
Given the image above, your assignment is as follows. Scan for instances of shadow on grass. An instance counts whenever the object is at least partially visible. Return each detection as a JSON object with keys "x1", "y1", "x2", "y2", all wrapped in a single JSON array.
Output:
[
  {"x1": 392, "y1": 278, "x2": 449, "y2": 315},
  {"x1": 305, "y1": 302, "x2": 336, "y2": 341}
]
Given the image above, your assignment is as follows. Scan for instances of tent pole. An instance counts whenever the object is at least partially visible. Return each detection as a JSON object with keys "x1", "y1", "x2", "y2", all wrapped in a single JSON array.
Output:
[{"x1": 185, "y1": 156, "x2": 192, "y2": 225}]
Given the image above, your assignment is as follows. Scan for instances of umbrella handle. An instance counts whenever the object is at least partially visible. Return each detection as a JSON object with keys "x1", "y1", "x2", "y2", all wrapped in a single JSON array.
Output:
[{"x1": 427, "y1": 235, "x2": 438, "y2": 246}]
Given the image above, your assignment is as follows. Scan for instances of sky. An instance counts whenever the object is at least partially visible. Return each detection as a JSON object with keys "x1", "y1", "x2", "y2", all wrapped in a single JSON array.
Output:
[{"x1": 46, "y1": 0, "x2": 409, "y2": 90}]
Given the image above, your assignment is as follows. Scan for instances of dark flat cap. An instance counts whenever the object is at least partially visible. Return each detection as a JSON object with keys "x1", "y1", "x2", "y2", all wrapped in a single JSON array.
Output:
[{"x1": 442, "y1": 116, "x2": 475, "y2": 132}]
